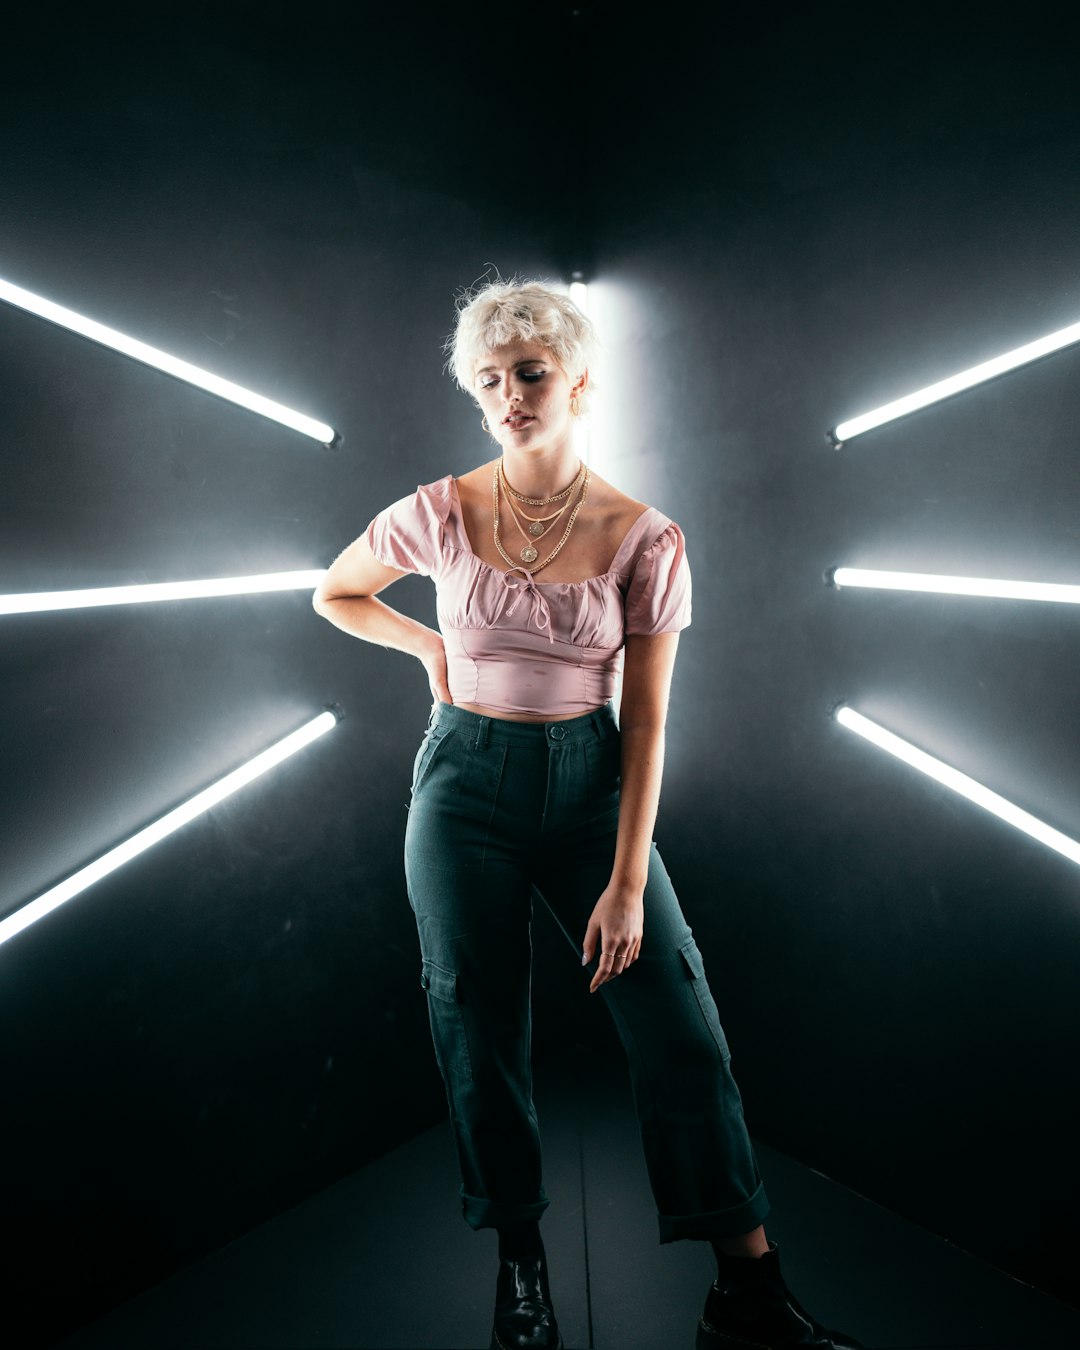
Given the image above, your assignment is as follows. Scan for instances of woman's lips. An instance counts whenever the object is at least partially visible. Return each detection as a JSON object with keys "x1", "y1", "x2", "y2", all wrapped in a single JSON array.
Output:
[{"x1": 504, "y1": 415, "x2": 535, "y2": 430}]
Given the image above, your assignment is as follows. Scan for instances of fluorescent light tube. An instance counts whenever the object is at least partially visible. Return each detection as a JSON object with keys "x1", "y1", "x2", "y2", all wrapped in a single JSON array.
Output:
[
  {"x1": 0, "y1": 570, "x2": 327, "y2": 616},
  {"x1": 0, "y1": 277, "x2": 338, "y2": 445},
  {"x1": 831, "y1": 568, "x2": 1080, "y2": 604},
  {"x1": 569, "y1": 280, "x2": 590, "y2": 313},
  {"x1": 0, "y1": 710, "x2": 340, "y2": 949},
  {"x1": 836, "y1": 706, "x2": 1080, "y2": 867},
  {"x1": 828, "y1": 317, "x2": 1080, "y2": 445},
  {"x1": 565, "y1": 280, "x2": 592, "y2": 469}
]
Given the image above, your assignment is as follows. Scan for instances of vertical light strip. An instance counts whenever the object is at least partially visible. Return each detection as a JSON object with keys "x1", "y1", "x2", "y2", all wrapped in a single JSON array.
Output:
[
  {"x1": 830, "y1": 567, "x2": 1080, "y2": 604},
  {"x1": 568, "y1": 276, "x2": 619, "y2": 707},
  {"x1": 0, "y1": 570, "x2": 327, "y2": 616},
  {"x1": 569, "y1": 280, "x2": 590, "y2": 312},
  {"x1": 836, "y1": 706, "x2": 1080, "y2": 866},
  {"x1": 568, "y1": 279, "x2": 593, "y2": 470},
  {"x1": 828, "y1": 317, "x2": 1080, "y2": 445},
  {"x1": 0, "y1": 277, "x2": 338, "y2": 445},
  {"x1": 0, "y1": 710, "x2": 341, "y2": 949}
]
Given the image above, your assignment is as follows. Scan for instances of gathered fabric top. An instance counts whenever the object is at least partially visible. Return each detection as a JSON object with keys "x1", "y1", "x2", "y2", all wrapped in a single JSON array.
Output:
[{"x1": 364, "y1": 475, "x2": 692, "y2": 717}]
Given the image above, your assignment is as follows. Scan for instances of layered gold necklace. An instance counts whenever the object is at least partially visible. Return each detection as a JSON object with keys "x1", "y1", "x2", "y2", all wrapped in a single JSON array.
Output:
[{"x1": 492, "y1": 460, "x2": 590, "y2": 572}]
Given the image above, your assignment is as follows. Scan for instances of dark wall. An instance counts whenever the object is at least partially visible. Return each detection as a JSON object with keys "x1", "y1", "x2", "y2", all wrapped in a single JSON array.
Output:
[
  {"x1": 0, "y1": 4, "x2": 585, "y2": 1343},
  {"x1": 585, "y1": 0, "x2": 1080, "y2": 1309}
]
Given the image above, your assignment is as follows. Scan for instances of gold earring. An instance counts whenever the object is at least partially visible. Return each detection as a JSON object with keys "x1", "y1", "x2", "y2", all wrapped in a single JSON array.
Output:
[
  {"x1": 570, "y1": 395, "x2": 580, "y2": 417},
  {"x1": 482, "y1": 415, "x2": 491, "y2": 433}
]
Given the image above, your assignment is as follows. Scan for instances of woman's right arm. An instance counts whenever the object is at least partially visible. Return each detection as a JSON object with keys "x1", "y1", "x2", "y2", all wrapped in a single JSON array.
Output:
[{"x1": 312, "y1": 535, "x2": 451, "y2": 704}]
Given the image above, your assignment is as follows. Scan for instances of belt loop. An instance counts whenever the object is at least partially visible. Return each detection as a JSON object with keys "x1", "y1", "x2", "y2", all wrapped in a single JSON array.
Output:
[
  {"x1": 589, "y1": 709, "x2": 605, "y2": 741},
  {"x1": 474, "y1": 716, "x2": 490, "y2": 751}
]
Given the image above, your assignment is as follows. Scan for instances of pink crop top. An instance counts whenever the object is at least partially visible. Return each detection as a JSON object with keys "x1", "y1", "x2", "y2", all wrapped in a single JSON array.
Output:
[{"x1": 364, "y1": 475, "x2": 692, "y2": 717}]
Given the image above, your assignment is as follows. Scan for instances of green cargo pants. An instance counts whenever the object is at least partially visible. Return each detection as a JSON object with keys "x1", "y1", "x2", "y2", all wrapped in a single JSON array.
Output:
[{"x1": 404, "y1": 700, "x2": 769, "y2": 1243}]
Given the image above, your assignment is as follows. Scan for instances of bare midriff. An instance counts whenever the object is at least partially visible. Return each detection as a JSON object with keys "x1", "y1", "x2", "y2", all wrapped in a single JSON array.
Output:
[{"x1": 453, "y1": 701, "x2": 608, "y2": 724}]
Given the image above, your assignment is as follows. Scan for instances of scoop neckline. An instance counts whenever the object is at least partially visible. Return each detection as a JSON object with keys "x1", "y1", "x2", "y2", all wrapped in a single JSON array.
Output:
[{"x1": 447, "y1": 475, "x2": 660, "y2": 587}]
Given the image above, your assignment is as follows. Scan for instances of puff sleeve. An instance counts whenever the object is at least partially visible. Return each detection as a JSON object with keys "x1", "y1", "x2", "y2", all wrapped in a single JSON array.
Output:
[
  {"x1": 623, "y1": 521, "x2": 692, "y2": 635},
  {"x1": 363, "y1": 476, "x2": 453, "y2": 578}
]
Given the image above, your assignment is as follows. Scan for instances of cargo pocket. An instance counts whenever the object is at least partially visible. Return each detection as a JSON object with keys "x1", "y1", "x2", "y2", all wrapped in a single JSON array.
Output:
[
  {"x1": 420, "y1": 959, "x2": 473, "y2": 1083},
  {"x1": 678, "y1": 938, "x2": 731, "y2": 1062}
]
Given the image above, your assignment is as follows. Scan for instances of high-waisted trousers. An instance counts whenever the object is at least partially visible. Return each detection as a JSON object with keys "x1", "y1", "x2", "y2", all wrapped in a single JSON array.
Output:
[{"x1": 404, "y1": 700, "x2": 770, "y2": 1243}]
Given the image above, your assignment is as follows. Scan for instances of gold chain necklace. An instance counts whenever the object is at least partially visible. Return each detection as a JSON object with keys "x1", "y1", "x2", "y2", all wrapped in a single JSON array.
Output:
[
  {"x1": 492, "y1": 463, "x2": 590, "y2": 571},
  {"x1": 499, "y1": 461, "x2": 580, "y2": 545},
  {"x1": 504, "y1": 491, "x2": 567, "y2": 548},
  {"x1": 501, "y1": 462, "x2": 581, "y2": 507}
]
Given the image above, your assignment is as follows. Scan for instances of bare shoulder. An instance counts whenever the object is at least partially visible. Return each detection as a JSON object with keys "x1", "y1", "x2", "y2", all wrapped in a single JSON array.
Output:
[
  {"x1": 586, "y1": 473, "x2": 650, "y2": 534},
  {"x1": 454, "y1": 461, "x2": 497, "y2": 506}
]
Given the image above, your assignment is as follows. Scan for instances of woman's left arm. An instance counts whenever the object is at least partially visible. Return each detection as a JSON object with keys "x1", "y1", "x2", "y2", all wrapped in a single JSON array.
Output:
[{"x1": 582, "y1": 631, "x2": 681, "y2": 992}]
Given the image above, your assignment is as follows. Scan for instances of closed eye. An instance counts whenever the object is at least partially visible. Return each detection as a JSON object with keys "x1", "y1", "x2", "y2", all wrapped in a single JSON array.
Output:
[{"x1": 478, "y1": 368, "x2": 547, "y2": 391}]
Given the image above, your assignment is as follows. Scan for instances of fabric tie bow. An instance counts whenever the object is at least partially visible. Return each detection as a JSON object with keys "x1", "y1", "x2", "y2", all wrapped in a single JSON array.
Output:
[{"x1": 502, "y1": 568, "x2": 553, "y2": 642}]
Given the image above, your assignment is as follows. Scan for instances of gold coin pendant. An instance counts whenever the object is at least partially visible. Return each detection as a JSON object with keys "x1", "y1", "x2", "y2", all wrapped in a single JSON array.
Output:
[
  {"x1": 520, "y1": 546, "x2": 539, "y2": 564},
  {"x1": 528, "y1": 521, "x2": 545, "y2": 537}
]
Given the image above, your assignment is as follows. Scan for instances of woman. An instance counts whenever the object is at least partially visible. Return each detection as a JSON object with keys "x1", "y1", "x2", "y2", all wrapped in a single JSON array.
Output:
[{"x1": 313, "y1": 280, "x2": 861, "y2": 1350}]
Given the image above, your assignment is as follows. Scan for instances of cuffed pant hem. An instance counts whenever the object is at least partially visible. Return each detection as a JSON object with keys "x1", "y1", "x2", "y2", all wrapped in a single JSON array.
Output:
[
  {"x1": 657, "y1": 1181, "x2": 771, "y2": 1243},
  {"x1": 461, "y1": 1188, "x2": 551, "y2": 1231}
]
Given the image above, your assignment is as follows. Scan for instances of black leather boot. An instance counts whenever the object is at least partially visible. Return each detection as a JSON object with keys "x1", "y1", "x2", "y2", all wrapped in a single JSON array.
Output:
[
  {"x1": 697, "y1": 1242, "x2": 863, "y2": 1349},
  {"x1": 490, "y1": 1253, "x2": 563, "y2": 1350}
]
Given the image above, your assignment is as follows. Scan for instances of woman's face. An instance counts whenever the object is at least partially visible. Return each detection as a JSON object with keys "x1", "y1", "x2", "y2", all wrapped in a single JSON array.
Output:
[{"x1": 473, "y1": 341, "x2": 582, "y2": 454}]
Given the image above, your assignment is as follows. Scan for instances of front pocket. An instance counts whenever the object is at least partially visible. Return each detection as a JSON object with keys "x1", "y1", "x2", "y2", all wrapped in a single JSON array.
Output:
[
  {"x1": 678, "y1": 938, "x2": 731, "y2": 1062},
  {"x1": 420, "y1": 959, "x2": 473, "y2": 1083},
  {"x1": 411, "y1": 725, "x2": 455, "y2": 796}
]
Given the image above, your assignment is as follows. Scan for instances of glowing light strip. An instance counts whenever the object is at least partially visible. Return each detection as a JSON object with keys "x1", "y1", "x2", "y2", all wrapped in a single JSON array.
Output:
[
  {"x1": 567, "y1": 280, "x2": 593, "y2": 470},
  {"x1": 569, "y1": 280, "x2": 590, "y2": 313},
  {"x1": 0, "y1": 277, "x2": 338, "y2": 444},
  {"x1": 0, "y1": 710, "x2": 340, "y2": 949},
  {"x1": 0, "y1": 569, "x2": 327, "y2": 615},
  {"x1": 829, "y1": 317, "x2": 1080, "y2": 445},
  {"x1": 836, "y1": 706, "x2": 1080, "y2": 867},
  {"x1": 832, "y1": 567, "x2": 1080, "y2": 605}
]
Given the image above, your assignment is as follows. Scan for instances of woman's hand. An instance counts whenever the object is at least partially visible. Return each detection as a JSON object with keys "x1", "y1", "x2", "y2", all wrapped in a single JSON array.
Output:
[
  {"x1": 420, "y1": 633, "x2": 452, "y2": 706},
  {"x1": 582, "y1": 883, "x2": 644, "y2": 993}
]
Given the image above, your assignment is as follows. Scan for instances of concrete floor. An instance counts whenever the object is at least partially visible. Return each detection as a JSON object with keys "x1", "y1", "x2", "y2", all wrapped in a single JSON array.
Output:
[{"x1": 57, "y1": 1046, "x2": 1080, "y2": 1349}]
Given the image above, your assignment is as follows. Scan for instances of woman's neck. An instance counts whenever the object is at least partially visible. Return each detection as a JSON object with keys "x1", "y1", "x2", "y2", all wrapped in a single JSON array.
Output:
[{"x1": 500, "y1": 446, "x2": 581, "y2": 500}]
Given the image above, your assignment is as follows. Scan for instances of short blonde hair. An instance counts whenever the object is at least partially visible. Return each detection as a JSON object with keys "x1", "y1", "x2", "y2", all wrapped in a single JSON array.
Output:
[{"x1": 447, "y1": 277, "x2": 598, "y2": 416}]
